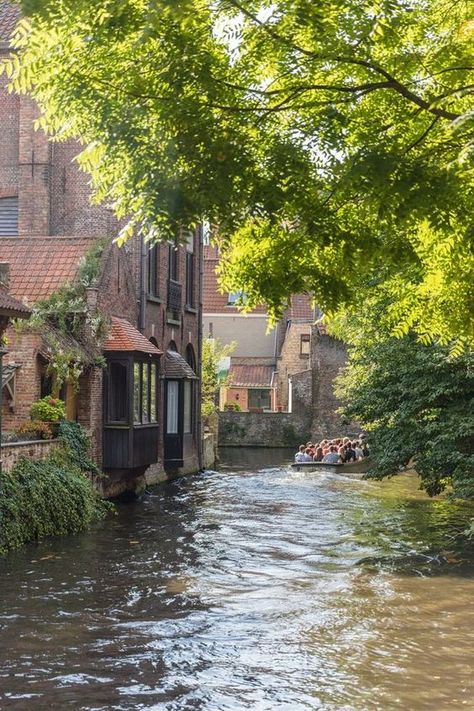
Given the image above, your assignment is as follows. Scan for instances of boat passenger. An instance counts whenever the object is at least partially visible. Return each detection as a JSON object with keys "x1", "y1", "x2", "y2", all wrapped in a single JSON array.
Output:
[
  {"x1": 313, "y1": 446, "x2": 323, "y2": 462},
  {"x1": 355, "y1": 442, "x2": 364, "y2": 460},
  {"x1": 345, "y1": 443, "x2": 357, "y2": 462},
  {"x1": 362, "y1": 443, "x2": 370, "y2": 458},
  {"x1": 322, "y1": 446, "x2": 341, "y2": 464},
  {"x1": 295, "y1": 445, "x2": 307, "y2": 463}
]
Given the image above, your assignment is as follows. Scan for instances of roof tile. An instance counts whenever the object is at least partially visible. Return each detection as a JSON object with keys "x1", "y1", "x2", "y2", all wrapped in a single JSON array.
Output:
[
  {"x1": 104, "y1": 317, "x2": 163, "y2": 355},
  {"x1": 0, "y1": 237, "x2": 97, "y2": 304},
  {"x1": 228, "y1": 363, "x2": 274, "y2": 388}
]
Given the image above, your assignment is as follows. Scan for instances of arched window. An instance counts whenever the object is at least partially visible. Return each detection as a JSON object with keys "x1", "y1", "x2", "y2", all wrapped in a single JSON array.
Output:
[
  {"x1": 185, "y1": 344, "x2": 196, "y2": 371},
  {"x1": 168, "y1": 340, "x2": 178, "y2": 352},
  {"x1": 149, "y1": 337, "x2": 159, "y2": 348}
]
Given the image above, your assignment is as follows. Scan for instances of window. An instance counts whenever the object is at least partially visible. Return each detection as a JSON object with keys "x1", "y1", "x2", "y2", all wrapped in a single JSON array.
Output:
[
  {"x1": 133, "y1": 361, "x2": 158, "y2": 425},
  {"x1": 184, "y1": 380, "x2": 192, "y2": 434},
  {"x1": 300, "y1": 334, "x2": 311, "y2": 356},
  {"x1": 227, "y1": 291, "x2": 246, "y2": 306},
  {"x1": 185, "y1": 344, "x2": 196, "y2": 371},
  {"x1": 167, "y1": 380, "x2": 179, "y2": 434},
  {"x1": 169, "y1": 244, "x2": 178, "y2": 281},
  {"x1": 248, "y1": 389, "x2": 271, "y2": 410},
  {"x1": 108, "y1": 361, "x2": 128, "y2": 423},
  {"x1": 0, "y1": 196, "x2": 18, "y2": 236},
  {"x1": 185, "y1": 232, "x2": 194, "y2": 307},
  {"x1": 147, "y1": 244, "x2": 159, "y2": 297}
]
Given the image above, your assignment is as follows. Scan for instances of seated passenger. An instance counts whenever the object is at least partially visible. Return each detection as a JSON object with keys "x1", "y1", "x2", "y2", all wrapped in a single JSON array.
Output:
[
  {"x1": 345, "y1": 442, "x2": 357, "y2": 462},
  {"x1": 303, "y1": 448, "x2": 313, "y2": 462},
  {"x1": 322, "y1": 446, "x2": 342, "y2": 464},
  {"x1": 362, "y1": 443, "x2": 370, "y2": 458},
  {"x1": 295, "y1": 445, "x2": 307, "y2": 463},
  {"x1": 354, "y1": 442, "x2": 364, "y2": 460},
  {"x1": 313, "y1": 446, "x2": 323, "y2": 462}
]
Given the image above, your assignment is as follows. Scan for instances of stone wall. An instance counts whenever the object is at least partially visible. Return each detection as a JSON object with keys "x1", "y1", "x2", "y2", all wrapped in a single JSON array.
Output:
[
  {"x1": 219, "y1": 411, "x2": 310, "y2": 448},
  {"x1": 1, "y1": 438, "x2": 58, "y2": 472},
  {"x1": 203, "y1": 432, "x2": 216, "y2": 469}
]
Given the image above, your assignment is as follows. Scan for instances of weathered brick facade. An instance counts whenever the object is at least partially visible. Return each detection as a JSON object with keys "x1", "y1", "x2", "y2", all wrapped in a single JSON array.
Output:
[{"x1": 0, "y1": 6, "x2": 202, "y2": 493}]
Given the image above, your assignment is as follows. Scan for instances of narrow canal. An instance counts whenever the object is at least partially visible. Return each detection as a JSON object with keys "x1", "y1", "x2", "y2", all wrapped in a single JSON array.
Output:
[{"x1": 1, "y1": 448, "x2": 473, "y2": 710}]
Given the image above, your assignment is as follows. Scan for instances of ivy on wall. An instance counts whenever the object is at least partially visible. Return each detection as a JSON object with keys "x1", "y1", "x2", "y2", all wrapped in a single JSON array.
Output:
[
  {"x1": 0, "y1": 421, "x2": 113, "y2": 556},
  {"x1": 13, "y1": 240, "x2": 109, "y2": 392}
]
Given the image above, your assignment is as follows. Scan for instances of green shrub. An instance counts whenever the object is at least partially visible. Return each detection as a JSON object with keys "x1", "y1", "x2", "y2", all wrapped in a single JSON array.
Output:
[
  {"x1": 0, "y1": 421, "x2": 113, "y2": 555},
  {"x1": 30, "y1": 397, "x2": 66, "y2": 423},
  {"x1": 0, "y1": 456, "x2": 112, "y2": 556},
  {"x1": 224, "y1": 401, "x2": 241, "y2": 411},
  {"x1": 57, "y1": 420, "x2": 100, "y2": 475}
]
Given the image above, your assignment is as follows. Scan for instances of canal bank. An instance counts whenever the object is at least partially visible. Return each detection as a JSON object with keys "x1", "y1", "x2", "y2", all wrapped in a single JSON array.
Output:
[{"x1": 0, "y1": 448, "x2": 473, "y2": 710}]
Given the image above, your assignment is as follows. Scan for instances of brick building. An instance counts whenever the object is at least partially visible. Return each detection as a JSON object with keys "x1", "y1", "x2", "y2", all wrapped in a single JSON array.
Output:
[{"x1": 0, "y1": 3, "x2": 203, "y2": 495}]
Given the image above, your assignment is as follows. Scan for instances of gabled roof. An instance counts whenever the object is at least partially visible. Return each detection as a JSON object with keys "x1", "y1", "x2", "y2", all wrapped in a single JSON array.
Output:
[
  {"x1": 203, "y1": 245, "x2": 267, "y2": 315},
  {"x1": 163, "y1": 350, "x2": 197, "y2": 379},
  {"x1": 0, "y1": 2, "x2": 19, "y2": 43},
  {"x1": 104, "y1": 317, "x2": 163, "y2": 355},
  {"x1": 228, "y1": 363, "x2": 274, "y2": 388},
  {"x1": 0, "y1": 237, "x2": 97, "y2": 304}
]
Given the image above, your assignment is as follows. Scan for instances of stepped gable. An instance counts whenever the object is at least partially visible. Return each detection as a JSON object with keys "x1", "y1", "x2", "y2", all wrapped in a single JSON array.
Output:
[{"x1": 0, "y1": 236, "x2": 96, "y2": 304}]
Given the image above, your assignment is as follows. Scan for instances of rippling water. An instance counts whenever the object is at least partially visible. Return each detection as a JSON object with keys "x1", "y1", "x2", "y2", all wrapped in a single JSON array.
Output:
[{"x1": 1, "y1": 448, "x2": 474, "y2": 710}]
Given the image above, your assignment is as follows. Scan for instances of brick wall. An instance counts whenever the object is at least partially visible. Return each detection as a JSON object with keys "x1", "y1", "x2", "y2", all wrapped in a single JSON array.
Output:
[
  {"x1": 2, "y1": 329, "x2": 41, "y2": 429},
  {"x1": 50, "y1": 140, "x2": 116, "y2": 237},
  {"x1": 1, "y1": 438, "x2": 58, "y2": 472},
  {"x1": 0, "y1": 68, "x2": 19, "y2": 197}
]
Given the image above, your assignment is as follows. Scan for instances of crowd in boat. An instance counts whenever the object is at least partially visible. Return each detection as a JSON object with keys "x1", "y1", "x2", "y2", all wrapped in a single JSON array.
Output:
[{"x1": 294, "y1": 437, "x2": 369, "y2": 464}]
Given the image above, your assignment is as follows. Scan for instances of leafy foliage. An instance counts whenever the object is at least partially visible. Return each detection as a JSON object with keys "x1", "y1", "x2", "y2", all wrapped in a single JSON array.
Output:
[
  {"x1": 201, "y1": 338, "x2": 235, "y2": 423},
  {"x1": 57, "y1": 420, "x2": 100, "y2": 476},
  {"x1": 30, "y1": 396, "x2": 66, "y2": 423},
  {"x1": 3, "y1": 0, "x2": 473, "y2": 343},
  {"x1": 336, "y1": 324, "x2": 474, "y2": 498},
  {"x1": 0, "y1": 450, "x2": 112, "y2": 556}
]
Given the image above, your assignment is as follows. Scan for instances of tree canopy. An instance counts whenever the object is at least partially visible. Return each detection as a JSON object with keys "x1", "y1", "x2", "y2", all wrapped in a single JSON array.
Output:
[
  {"x1": 5, "y1": 0, "x2": 474, "y2": 342},
  {"x1": 334, "y1": 298, "x2": 474, "y2": 498}
]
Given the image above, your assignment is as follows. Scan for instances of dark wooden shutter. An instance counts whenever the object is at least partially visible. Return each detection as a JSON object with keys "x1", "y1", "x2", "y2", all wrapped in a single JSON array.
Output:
[{"x1": 0, "y1": 197, "x2": 18, "y2": 236}]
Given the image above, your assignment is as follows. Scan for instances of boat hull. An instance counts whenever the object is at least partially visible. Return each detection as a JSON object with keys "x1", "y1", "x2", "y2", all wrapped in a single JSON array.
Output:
[{"x1": 291, "y1": 459, "x2": 370, "y2": 474}]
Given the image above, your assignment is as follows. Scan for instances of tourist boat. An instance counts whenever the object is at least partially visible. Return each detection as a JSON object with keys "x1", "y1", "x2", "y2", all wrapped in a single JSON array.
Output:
[{"x1": 291, "y1": 459, "x2": 371, "y2": 474}]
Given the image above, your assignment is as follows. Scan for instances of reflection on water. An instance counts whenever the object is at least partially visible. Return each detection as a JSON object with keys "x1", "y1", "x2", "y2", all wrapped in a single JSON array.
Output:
[{"x1": 0, "y1": 449, "x2": 473, "y2": 710}]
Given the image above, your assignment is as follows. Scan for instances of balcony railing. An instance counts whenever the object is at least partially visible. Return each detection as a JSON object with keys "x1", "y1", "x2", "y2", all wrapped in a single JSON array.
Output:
[{"x1": 167, "y1": 279, "x2": 182, "y2": 312}]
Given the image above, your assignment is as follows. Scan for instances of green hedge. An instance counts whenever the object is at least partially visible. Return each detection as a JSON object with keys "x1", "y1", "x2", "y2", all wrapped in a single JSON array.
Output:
[{"x1": 0, "y1": 423, "x2": 112, "y2": 555}]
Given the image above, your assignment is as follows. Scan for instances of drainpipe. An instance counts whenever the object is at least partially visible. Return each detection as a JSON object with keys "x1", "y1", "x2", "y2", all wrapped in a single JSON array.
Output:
[
  {"x1": 196, "y1": 224, "x2": 204, "y2": 470},
  {"x1": 139, "y1": 235, "x2": 147, "y2": 332},
  {"x1": 288, "y1": 375, "x2": 292, "y2": 414}
]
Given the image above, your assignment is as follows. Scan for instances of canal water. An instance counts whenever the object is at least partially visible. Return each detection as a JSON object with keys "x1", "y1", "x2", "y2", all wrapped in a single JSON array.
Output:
[{"x1": 1, "y1": 448, "x2": 473, "y2": 710}]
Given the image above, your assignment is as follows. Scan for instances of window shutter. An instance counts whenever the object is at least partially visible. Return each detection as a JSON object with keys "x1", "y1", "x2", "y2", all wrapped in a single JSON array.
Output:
[{"x1": 0, "y1": 197, "x2": 18, "y2": 236}]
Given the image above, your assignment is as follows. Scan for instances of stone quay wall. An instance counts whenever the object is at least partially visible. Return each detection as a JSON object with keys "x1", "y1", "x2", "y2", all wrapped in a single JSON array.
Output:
[
  {"x1": 1, "y1": 439, "x2": 58, "y2": 472},
  {"x1": 218, "y1": 412, "x2": 311, "y2": 448}
]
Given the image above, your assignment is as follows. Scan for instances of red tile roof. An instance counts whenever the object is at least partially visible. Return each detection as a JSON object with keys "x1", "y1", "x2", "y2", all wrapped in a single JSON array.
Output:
[
  {"x1": 104, "y1": 317, "x2": 163, "y2": 355},
  {"x1": 0, "y1": 237, "x2": 96, "y2": 304},
  {"x1": 0, "y1": 2, "x2": 20, "y2": 42},
  {"x1": 203, "y1": 245, "x2": 267, "y2": 314},
  {"x1": 228, "y1": 363, "x2": 274, "y2": 388},
  {"x1": 288, "y1": 294, "x2": 315, "y2": 320}
]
